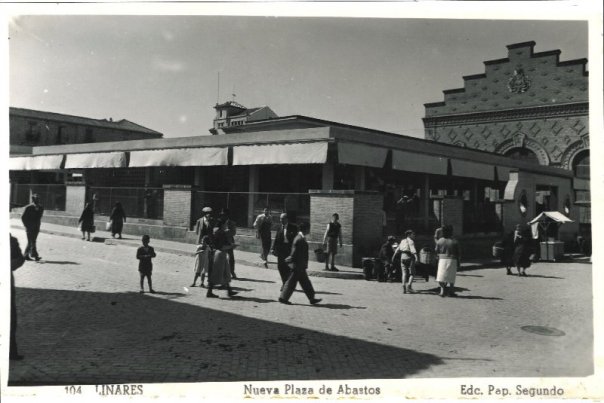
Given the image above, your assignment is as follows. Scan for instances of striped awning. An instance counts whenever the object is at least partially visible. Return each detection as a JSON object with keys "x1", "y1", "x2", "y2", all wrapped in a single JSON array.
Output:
[
  {"x1": 129, "y1": 147, "x2": 228, "y2": 167},
  {"x1": 9, "y1": 155, "x2": 64, "y2": 170},
  {"x1": 232, "y1": 142, "x2": 328, "y2": 165},
  {"x1": 392, "y1": 150, "x2": 448, "y2": 175},
  {"x1": 450, "y1": 159, "x2": 495, "y2": 181},
  {"x1": 64, "y1": 152, "x2": 127, "y2": 169},
  {"x1": 338, "y1": 142, "x2": 388, "y2": 168}
]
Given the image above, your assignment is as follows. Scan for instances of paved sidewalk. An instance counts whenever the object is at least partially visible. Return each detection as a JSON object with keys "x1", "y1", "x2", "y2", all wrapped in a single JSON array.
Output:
[{"x1": 9, "y1": 219, "x2": 364, "y2": 279}]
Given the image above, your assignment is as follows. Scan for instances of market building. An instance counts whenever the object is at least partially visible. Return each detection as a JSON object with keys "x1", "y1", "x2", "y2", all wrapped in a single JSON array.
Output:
[
  {"x1": 423, "y1": 41, "x2": 590, "y2": 239},
  {"x1": 9, "y1": 110, "x2": 580, "y2": 266}
]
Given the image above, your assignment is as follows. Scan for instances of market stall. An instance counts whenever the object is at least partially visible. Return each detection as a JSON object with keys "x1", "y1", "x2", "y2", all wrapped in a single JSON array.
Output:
[{"x1": 528, "y1": 211, "x2": 573, "y2": 262}]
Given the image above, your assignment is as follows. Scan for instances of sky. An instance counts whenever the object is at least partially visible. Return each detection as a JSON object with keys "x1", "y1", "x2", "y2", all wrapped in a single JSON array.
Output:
[{"x1": 8, "y1": 12, "x2": 589, "y2": 139}]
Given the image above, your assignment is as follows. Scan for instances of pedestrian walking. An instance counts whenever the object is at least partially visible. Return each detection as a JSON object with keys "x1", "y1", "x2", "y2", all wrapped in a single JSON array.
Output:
[
  {"x1": 21, "y1": 193, "x2": 44, "y2": 261},
  {"x1": 78, "y1": 202, "x2": 95, "y2": 241},
  {"x1": 191, "y1": 235, "x2": 211, "y2": 288},
  {"x1": 513, "y1": 224, "x2": 533, "y2": 277},
  {"x1": 271, "y1": 213, "x2": 298, "y2": 285},
  {"x1": 394, "y1": 230, "x2": 419, "y2": 294},
  {"x1": 221, "y1": 208, "x2": 238, "y2": 279},
  {"x1": 435, "y1": 225, "x2": 461, "y2": 297},
  {"x1": 206, "y1": 219, "x2": 238, "y2": 298},
  {"x1": 322, "y1": 213, "x2": 343, "y2": 272},
  {"x1": 278, "y1": 222, "x2": 322, "y2": 305},
  {"x1": 10, "y1": 234, "x2": 25, "y2": 360},
  {"x1": 378, "y1": 236, "x2": 396, "y2": 282},
  {"x1": 501, "y1": 228, "x2": 515, "y2": 275},
  {"x1": 253, "y1": 207, "x2": 272, "y2": 268},
  {"x1": 136, "y1": 235, "x2": 156, "y2": 293},
  {"x1": 109, "y1": 201, "x2": 127, "y2": 239},
  {"x1": 195, "y1": 207, "x2": 214, "y2": 244}
]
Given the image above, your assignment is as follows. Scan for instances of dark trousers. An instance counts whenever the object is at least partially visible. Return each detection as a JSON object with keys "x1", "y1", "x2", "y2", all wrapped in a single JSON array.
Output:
[
  {"x1": 24, "y1": 229, "x2": 39, "y2": 258},
  {"x1": 277, "y1": 257, "x2": 290, "y2": 284},
  {"x1": 10, "y1": 273, "x2": 18, "y2": 357},
  {"x1": 280, "y1": 267, "x2": 315, "y2": 302},
  {"x1": 227, "y1": 249, "x2": 235, "y2": 276},
  {"x1": 260, "y1": 235, "x2": 271, "y2": 260}
]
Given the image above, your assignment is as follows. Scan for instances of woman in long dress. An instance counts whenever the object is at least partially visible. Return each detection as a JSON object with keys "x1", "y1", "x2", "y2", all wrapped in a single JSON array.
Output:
[
  {"x1": 78, "y1": 202, "x2": 95, "y2": 241},
  {"x1": 435, "y1": 225, "x2": 461, "y2": 297},
  {"x1": 109, "y1": 201, "x2": 127, "y2": 239},
  {"x1": 206, "y1": 219, "x2": 238, "y2": 298},
  {"x1": 513, "y1": 225, "x2": 533, "y2": 277}
]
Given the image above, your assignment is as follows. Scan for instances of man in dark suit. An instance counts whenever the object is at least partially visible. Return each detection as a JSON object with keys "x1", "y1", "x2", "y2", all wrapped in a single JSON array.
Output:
[
  {"x1": 220, "y1": 208, "x2": 238, "y2": 279},
  {"x1": 21, "y1": 193, "x2": 44, "y2": 261},
  {"x1": 271, "y1": 213, "x2": 298, "y2": 285},
  {"x1": 278, "y1": 222, "x2": 321, "y2": 305}
]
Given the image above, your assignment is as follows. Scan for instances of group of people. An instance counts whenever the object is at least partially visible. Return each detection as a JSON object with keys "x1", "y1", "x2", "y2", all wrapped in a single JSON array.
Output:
[
  {"x1": 254, "y1": 208, "x2": 343, "y2": 273},
  {"x1": 78, "y1": 200, "x2": 127, "y2": 241},
  {"x1": 378, "y1": 224, "x2": 461, "y2": 297},
  {"x1": 193, "y1": 206, "x2": 321, "y2": 305}
]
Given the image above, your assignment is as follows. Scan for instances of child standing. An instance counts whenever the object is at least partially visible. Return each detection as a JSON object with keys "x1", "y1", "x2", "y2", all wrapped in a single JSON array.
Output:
[
  {"x1": 137, "y1": 235, "x2": 156, "y2": 293},
  {"x1": 191, "y1": 235, "x2": 211, "y2": 288}
]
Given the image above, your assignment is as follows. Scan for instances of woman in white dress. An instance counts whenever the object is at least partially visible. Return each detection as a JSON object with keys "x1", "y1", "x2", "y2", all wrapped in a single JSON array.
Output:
[{"x1": 435, "y1": 225, "x2": 461, "y2": 297}]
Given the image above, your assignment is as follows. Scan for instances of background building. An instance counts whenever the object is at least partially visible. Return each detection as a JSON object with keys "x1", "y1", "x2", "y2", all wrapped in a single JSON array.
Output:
[
  {"x1": 9, "y1": 107, "x2": 163, "y2": 156},
  {"x1": 210, "y1": 101, "x2": 278, "y2": 135}
]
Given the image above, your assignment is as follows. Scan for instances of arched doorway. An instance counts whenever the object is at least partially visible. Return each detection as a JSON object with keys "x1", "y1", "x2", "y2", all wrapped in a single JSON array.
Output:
[{"x1": 504, "y1": 147, "x2": 540, "y2": 165}]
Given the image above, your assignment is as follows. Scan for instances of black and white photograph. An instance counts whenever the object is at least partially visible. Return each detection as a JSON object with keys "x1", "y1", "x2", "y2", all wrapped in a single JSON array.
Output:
[{"x1": 2, "y1": 1, "x2": 602, "y2": 401}]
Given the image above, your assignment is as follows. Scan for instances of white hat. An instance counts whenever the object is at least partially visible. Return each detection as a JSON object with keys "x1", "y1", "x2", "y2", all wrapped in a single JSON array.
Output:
[{"x1": 202, "y1": 207, "x2": 213, "y2": 213}]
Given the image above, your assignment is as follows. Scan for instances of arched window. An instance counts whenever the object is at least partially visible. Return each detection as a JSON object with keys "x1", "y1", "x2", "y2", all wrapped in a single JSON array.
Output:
[
  {"x1": 572, "y1": 150, "x2": 590, "y2": 179},
  {"x1": 504, "y1": 147, "x2": 539, "y2": 165}
]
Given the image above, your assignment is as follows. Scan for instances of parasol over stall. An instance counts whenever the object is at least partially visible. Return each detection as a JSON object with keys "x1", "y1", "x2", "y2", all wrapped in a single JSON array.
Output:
[{"x1": 528, "y1": 211, "x2": 573, "y2": 262}]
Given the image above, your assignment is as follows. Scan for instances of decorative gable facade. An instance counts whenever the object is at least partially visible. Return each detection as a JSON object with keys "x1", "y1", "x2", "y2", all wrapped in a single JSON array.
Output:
[{"x1": 422, "y1": 41, "x2": 588, "y2": 171}]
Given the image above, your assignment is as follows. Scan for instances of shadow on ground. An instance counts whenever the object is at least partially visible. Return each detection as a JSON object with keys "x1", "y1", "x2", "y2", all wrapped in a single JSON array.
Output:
[{"x1": 9, "y1": 287, "x2": 443, "y2": 385}]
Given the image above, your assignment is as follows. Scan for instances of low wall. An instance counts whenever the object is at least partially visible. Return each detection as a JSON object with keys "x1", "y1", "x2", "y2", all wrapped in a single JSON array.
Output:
[{"x1": 10, "y1": 212, "x2": 518, "y2": 266}]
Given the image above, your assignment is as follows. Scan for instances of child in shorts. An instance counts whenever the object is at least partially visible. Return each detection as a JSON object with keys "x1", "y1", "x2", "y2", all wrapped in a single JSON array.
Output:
[{"x1": 137, "y1": 234, "x2": 156, "y2": 293}]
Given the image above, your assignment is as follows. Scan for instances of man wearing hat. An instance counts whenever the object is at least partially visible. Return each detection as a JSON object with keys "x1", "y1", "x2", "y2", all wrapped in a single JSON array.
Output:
[
  {"x1": 21, "y1": 193, "x2": 44, "y2": 261},
  {"x1": 271, "y1": 213, "x2": 299, "y2": 285},
  {"x1": 196, "y1": 207, "x2": 214, "y2": 245}
]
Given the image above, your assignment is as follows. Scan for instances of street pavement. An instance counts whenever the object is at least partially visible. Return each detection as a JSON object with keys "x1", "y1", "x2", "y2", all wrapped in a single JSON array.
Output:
[{"x1": 5, "y1": 224, "x2": 594, "y2": 386}]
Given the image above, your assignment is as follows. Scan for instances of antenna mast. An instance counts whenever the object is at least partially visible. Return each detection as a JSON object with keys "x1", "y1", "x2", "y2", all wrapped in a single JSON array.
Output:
[{"x1": 216, "y1": 72, "x2": 220, "y2": 104}]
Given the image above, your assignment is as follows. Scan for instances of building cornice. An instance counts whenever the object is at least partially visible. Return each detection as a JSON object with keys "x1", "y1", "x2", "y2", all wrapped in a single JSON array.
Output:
[{"x1": 423, "y1": 102, "x2": 588, "y2": 128}]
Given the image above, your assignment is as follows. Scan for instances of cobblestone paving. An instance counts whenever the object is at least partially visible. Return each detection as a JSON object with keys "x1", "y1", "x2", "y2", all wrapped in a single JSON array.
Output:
[{"x1": 6, "y1": 228, "x2": 593, "y2": 386}]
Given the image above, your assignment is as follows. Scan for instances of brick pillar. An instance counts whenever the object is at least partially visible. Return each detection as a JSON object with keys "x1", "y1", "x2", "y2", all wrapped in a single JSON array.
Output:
[
  {"x1": 441, "y1": 196, "x2": 464, "y2": 235},
  {"x1": 309, "y1": 190, "x2": 383, "y2": 267},
  {"x1": 163, "y1": 185, "x2": 193, "y2": 227},
  {"x1": 65, "y1": 183, "x2": 87, "y2": 215}
]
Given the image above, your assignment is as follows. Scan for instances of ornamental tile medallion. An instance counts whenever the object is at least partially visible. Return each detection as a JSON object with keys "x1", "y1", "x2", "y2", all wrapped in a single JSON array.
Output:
[
  {"x1": 507, "y1": 68, "x2": 531, "y2": 93},
  {"x1": 463, "y1": 128, "x2": 474, "y2": 141},
  {"x1": 529, "y1": 123, "x2": 541, "y2": 135},
  {"x1": 572, "y1": 120, "x2": 586, "y2": 135},
  {"x1": 500, "y1": 125, "x2": 511, "y2": 137},
  {"x1": 482, "y1": 127, "x2": 492, "y2": 140},
  {"x1": 447, "y1": 129, "x2": 458, "y2": 141},
  {"x1": 550, "y1": 121, "x2": 563, "y2": 135},
  {"x1": 550, "y1": 146, "x2": 563, "y2": 161}
]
